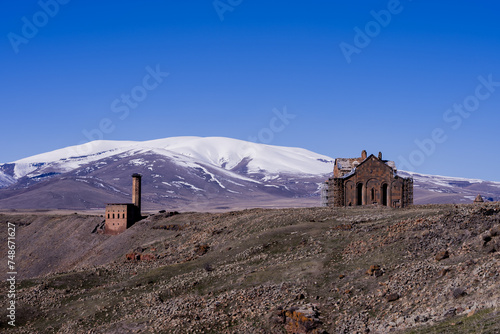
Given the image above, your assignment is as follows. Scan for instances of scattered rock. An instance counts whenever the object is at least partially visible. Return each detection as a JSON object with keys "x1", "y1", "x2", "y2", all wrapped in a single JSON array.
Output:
[
  {"x1": 280, "y1": 304, "x2": 321, "y2": 334},
  {"x1": 439, "y1": 268, "x2": 450, "y2": 277},
  {"x1": 481, "y1": 233, "x2": 492, "y2": 243},
  {"x1": 152, "y1": 224, "x2": 182, "y2": 231},
  {"x1": 435, "y1": 250, "x2": 449, "y2": 261},
  {"x1": 126, "y1": 253, "x2": 140, "y2": 261},
  {"x1": 195, "y1": 244, "x2": 210, "y2": 256},
  {"x1": 366, "y1": 265, "x2": 381, "y2": 276},
  {"x1": 386, "y1": 293, "x2": 399, "y2": 302},
  {"x1": 140, "y1": 253, "x2": 156, "y2": 261},
  {"x1": 443, "y1": 308, "x2": 456, "y2": 318},
  {"x1": 452, "y1": 287, "x2": 467, "y2": 299}
]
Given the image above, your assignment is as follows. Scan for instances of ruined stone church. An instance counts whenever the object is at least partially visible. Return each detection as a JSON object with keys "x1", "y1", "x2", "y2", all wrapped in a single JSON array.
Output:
[{"x1": 322, "y1": 150, "x2": 413, "y2": 208}]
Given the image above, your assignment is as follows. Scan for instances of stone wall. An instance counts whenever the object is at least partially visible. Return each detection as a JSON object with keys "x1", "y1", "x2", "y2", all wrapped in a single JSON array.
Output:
[{"x1": 105, "y1": 204, "x2": 138, "y2": 235}]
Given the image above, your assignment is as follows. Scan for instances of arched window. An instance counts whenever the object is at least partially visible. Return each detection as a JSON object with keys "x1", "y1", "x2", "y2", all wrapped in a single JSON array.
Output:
[
  {"x1": 112, "y1": 214, "x2": 115, "y2": 219},
  {"x1": 371, "y1": 188, "x2": 375, "y2": 201}
]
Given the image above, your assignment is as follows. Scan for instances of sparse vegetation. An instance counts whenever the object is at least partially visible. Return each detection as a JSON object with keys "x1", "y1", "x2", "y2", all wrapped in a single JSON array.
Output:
[{"x1": 0, "y1": 203, "x2": 499, "y2": 333}]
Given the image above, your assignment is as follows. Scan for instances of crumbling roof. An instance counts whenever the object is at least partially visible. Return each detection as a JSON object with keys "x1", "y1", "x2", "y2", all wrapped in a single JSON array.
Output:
[
  {"x1": 341, "y1": 168, "x2": 357, "y2": 179},
  {"x1": 335, "y1": 156, "x2": 396, "y2": 176},
  {"x1": 336, "y1": 158, "x2": 357, "y2": 170},
  {"x1": 385, "y1": 161, "x2": 396, "y2": 169}
]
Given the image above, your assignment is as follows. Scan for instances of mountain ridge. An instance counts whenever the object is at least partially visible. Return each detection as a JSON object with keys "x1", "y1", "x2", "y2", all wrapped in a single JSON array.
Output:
[{"x1": 0, "y1": 136, "x2": 499, "y2": 210}]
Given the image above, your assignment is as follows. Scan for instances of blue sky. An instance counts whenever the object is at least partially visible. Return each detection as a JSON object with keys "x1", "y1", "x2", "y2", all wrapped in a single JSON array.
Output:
[{"x1": 1, "y1": 1, "x2": 500, "y2": 181}]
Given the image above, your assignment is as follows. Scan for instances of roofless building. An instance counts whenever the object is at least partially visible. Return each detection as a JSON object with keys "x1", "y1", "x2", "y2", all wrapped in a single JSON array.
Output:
[{"x1": 105, "y1": 173, "x2": 142, "y2": 235}]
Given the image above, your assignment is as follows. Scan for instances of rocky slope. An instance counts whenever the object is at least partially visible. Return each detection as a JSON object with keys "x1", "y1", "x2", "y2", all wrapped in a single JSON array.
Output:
[{"x1": 1, "y1": 203, "x2": 499, "y2": 333}]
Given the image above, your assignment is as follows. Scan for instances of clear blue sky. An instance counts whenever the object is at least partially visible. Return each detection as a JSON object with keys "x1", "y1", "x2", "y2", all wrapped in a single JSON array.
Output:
[{"x1": 1, "y1": 1, "x2": 500, "y2": 181}]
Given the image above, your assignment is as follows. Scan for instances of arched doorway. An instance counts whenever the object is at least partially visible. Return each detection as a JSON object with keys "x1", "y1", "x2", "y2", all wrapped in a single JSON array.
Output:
[
  {"x1": 357, "y1": 183, "x2": 363, "y2": 206},
  {"x1": 382, "y1": 183, "x2": 388, "y2": 206}
]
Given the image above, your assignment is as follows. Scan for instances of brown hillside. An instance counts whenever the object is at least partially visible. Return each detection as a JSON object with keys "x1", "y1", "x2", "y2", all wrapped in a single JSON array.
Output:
[{"x1": 0, "y1": 203, "x2": 499, "y2": 333}]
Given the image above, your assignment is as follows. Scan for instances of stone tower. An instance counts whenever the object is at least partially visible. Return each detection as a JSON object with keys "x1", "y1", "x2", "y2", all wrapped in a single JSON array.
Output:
[
  {"x1": 474, "y1": 194, "x2": 484, "y2": 203},
  {"x1": 132, "y1": 173, "x2": 142, "y2": 215},
  {"x1": 104, "y1": 173, "x2": 142, "y2": 235}
]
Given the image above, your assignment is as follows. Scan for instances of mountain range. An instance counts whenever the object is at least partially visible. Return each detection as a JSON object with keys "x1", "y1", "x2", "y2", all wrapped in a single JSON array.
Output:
[{"x1": 0, "y1": 137, "x2": 499, "y2": 211}]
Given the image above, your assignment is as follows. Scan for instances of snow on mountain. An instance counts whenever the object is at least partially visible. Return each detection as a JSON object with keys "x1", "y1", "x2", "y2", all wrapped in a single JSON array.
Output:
[
  {"x1": 398, "y1": 171, "x2": 500, "y2": 204},
  {"x1": 5, "y1": 137, "x2": 334, "y2": 183},
  {"x1": 0, "y1": 171, "x2": 15, "y2": 188},
  {"x1": 400, "y1": 170, "x2": 488, "y2": 186},
  {"x1": 0, "y1": 137, "x2": 336, "y2": 210},
  {"x1": 12, "y1": 140, "x2": 139, "y2": 165}
]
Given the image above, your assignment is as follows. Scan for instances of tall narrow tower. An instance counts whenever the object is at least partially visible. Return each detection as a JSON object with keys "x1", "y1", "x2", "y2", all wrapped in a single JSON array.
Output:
[{"x1": 132, "y1": 173, "x2": 142, "y2": 214}]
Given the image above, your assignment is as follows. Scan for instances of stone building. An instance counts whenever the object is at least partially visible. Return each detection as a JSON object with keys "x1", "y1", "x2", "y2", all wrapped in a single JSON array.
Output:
[
  {"x1": 322, "y1": 150, "x2": 413, "y2": 208},
  {"x1": 105, "y1": 173, "x2": 142, "y2": 235}
]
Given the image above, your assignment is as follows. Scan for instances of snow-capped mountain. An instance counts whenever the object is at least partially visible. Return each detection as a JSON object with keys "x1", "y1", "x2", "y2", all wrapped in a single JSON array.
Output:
[
  {"x1": 399, "y1": 171, "x2": 500, "y2": 204},
  {"x1": 2, "y1": 137, "x2": 333, "y2": 181},
  {"x1": 0, "y1": 137, "x2": 334, "y2": 210},
  {"x1": 0, "y1": 137, "x2": 498, "y2": 210}
]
